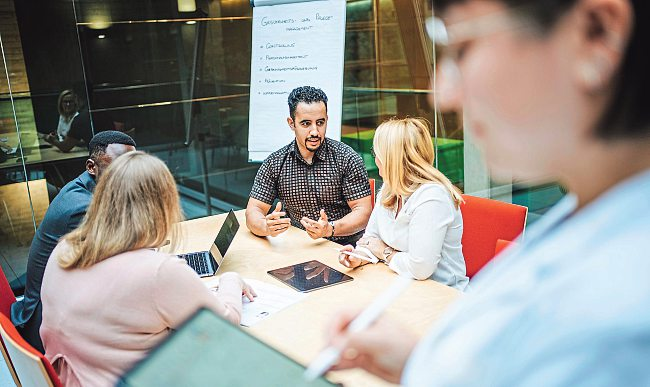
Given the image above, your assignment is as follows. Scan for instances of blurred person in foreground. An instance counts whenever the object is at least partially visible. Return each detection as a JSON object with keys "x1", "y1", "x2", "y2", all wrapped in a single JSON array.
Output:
[
  {"x1": 40, "y1": 151, "x2": 255, "y2": 387},
  {"x1": 326, "y1": 0, "x2": 650, "y2": 385}
]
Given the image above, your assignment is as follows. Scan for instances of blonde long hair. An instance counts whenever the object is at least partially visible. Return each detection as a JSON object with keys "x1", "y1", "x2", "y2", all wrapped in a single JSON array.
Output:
[
  {"x1": 59, "y1": 151, "x2": 183, "y2": 269},
  {"x1": 374, "y1": 117, "x2": 463, "y2": 210}
]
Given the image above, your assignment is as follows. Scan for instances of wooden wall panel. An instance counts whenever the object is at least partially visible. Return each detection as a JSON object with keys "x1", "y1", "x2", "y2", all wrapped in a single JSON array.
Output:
[{"x1": 0, "y1": 0, "x2": 30, "y2": 94}]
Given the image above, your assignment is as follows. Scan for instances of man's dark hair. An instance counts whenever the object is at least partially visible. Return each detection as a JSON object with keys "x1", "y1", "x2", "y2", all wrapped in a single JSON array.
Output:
[
  {"x1": 288, "y1": 86, "x2": 328, "y2": 120},
  {"x1": 88, "y1": 130, "x2": 136, "y2": 159},
  {"x1": 434, "y1": 0, "x2": 650, "y2": 140}
]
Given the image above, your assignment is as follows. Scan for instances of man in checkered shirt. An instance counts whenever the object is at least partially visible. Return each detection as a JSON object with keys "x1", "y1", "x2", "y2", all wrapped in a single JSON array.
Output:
[{"x1": 246, "y1": 86, "x2": 372, "y2": 245}]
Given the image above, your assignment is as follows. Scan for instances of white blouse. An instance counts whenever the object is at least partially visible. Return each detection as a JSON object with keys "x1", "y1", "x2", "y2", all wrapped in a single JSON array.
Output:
[
  {"x1": 56, "y1": 112, "x2": 78, "y2": 140},
  {"x1": 365, "y1": 183, "x2": 468, "y2": 290}
]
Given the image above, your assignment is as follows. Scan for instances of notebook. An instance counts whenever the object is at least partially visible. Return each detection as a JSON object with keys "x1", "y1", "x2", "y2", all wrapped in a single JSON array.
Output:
[{"x1": 117, "y1": 308, "x2": 338, "y2": 387}]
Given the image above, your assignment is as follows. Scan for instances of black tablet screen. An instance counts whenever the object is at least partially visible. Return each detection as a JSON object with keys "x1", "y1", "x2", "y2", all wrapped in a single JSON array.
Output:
[{"x1": 267, "y1": 260, "x2": 353, "y2": 292}]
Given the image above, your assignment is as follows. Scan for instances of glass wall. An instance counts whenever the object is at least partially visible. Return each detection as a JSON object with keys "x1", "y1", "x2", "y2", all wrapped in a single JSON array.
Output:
[
  {"x1": 1, "y1": 0, "x2": 84, "y2": 294},
  {"x1": 0, "y1": 0, "x2": 562, "y2": 293}
]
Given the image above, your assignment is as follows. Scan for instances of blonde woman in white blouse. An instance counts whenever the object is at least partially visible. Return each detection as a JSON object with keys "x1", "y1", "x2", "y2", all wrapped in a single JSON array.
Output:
[{"x1": 338, "y1": 117, "x2": 468, "y2": 290}]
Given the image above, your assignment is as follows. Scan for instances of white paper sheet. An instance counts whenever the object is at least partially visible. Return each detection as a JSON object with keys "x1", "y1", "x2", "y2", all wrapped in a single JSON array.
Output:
[
  {"x1": 248, "y1": 0, "x2": 347, "y2": 161},
  {"x1": 204, "y1": 278, "x2": 307, "y2": 327}
]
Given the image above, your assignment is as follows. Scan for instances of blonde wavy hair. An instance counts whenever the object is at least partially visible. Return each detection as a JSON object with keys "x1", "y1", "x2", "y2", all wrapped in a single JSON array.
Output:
[
  {"x1": 59, "y1": 151, "x2": 183, "y2": 269},
  {"x1": 374, "y1": 117, "x2": 463, "y2": 210}
]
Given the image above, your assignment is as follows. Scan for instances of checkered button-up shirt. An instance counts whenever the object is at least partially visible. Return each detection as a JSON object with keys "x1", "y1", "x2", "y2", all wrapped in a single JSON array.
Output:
[{"x1": 250, "y1": 138, "x2": 371, "y2": 245}]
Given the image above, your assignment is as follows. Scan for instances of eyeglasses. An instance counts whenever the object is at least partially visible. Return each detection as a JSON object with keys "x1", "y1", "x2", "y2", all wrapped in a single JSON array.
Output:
[
  {"x1": 425, "y1": 8, "x2": 532, "y2": 107},
  {"x1": 426, "y1": 8, "x2": 530, "y2": 64}
]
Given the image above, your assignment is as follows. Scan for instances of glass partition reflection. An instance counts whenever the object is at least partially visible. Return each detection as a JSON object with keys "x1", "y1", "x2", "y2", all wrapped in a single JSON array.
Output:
[
  {"x1": 1, "y1": 0, "x2": 91, "y2": 291},
  {"x1": 72, "y1": 0, "x2": 254, "y2": 218},
  {"x1": 0, "y1": 14, "x2": 37, "y2": 291}
]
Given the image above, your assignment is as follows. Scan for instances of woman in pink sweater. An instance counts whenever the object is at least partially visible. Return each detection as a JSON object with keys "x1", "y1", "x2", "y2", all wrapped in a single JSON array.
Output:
[{"x1": 40, "y1": 151, "x2": 254, "y2": 386}]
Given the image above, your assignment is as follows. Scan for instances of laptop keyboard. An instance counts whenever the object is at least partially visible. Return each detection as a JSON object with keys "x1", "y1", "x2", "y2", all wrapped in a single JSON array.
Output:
[{"x1": 179, "y1": 252, "x2": 211, "y2": 276}]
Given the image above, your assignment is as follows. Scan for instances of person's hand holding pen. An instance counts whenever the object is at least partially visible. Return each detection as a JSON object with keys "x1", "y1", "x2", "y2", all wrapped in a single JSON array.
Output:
[
  {"x1": 357, "y1": 235, "x2": 391, "y2": 262},
  {"x1": 338, "y1": 245, "x2": 364, "y2": 268},
  {"x1": 338, "y1": 242, "x2": 384, "y2": 268},
  {"x1": 323, "y1": 309, "x2": 418, "y2": 383},
  {"x1": 266, "y1": 202, "x2": 291, "y2": 237},
  {"x1": 304, "y1": 275, "x2": 413, "y2": 381}
]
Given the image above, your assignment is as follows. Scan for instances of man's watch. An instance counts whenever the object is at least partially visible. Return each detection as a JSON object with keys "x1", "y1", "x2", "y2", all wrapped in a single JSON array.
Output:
[
  {"x1": 328, "y1": 220, "x2": 335, "y2": 238},
  {"x1": 382, "y1": 246, "x2": 394, "y2": 263}
]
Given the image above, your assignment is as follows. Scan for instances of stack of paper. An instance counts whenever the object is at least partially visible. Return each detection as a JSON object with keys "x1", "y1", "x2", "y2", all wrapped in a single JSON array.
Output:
[{"x1": 204, "y1": 278, "x2": 307, "y2": 327}]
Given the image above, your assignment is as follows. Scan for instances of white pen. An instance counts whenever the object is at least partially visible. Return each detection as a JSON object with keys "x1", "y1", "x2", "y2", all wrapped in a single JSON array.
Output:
[
  {"x1": 332, "y1": 248, "x2": 379, "y2": 264},
  {"x1": 303, "y1": 275, "x2": 412, "y2": 381}
]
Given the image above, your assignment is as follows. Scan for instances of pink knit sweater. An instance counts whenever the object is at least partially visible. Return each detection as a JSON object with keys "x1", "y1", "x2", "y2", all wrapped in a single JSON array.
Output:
[{"x1": 40, "y1": 242, "x2": 242, "y2": 387}]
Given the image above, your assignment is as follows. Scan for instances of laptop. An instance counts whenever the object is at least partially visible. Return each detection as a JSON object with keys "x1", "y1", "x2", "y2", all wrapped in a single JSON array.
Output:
[
  {"x1": 177, "y1": 210, "x2": 239, "y2": 277},
  {"x1": 117, "y1": 308, "x2": 338, "y2": 387}
]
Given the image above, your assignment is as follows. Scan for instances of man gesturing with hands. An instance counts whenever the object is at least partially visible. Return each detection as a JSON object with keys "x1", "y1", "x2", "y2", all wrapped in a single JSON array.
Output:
[
  {"x1": 262, "y1": 202, "x2": 291, "y2": 237},
  {"x1": 246, "y1": 86, "x2": 372, "y2": 245}
]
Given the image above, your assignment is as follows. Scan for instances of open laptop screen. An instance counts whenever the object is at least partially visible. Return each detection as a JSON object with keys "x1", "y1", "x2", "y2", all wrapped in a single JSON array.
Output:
[
  {"x1": 117, "y1": 308, "x2": 337, "y2": 387},
  {"x1": 214, "y1": 210, "x2": 239, "y2": 257}
]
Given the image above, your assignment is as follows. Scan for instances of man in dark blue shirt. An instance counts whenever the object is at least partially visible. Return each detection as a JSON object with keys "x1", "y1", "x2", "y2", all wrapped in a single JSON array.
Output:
[{"x1": 11, "y1": 131, "x2": 136, "y2": 352}]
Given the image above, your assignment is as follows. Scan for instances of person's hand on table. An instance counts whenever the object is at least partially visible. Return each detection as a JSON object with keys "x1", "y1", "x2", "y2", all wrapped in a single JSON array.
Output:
[
  {"x1": 338, "y1": 245, "x2": 363, "y2": 269},
  {"x1": 357, "y1": 235, "x2": 388, "y2": 261},
  {"x1": 300, "y1": 209, "x2": 332, "y2": 239},
  {"x1": 241, "y1": 279, "x2": 257, "y2": 302},
  {"x1": 304, "y1": 261, "x2": 330, "y2": 282},
  {"x1": 266, "y1": 202, "x2": 291, "y2": 237},
  {"x1": 220, "y1": 272, "x2": 257, "y2": 302},
  {"x1": 325, "y1": 308, "x2": 418, "y2": 383},
  {"x1": 44, "y1": 133, "x2": 57, "y2": 144}
]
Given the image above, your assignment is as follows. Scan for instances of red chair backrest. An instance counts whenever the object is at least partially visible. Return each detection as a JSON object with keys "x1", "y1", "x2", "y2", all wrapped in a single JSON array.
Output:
[
  {"x1": 0, "y1": 266, "x2": 15, "y2": 317},
  {"x1": 460, "y1": 195, "x2": 528, "y2": 278},
  {"x1": 0, "y1": 267, "x2": 19, "y2": 385},
  {"x1": 494, "y1": 239, "x2": 515, "y2": 256},
  {"x1": 369, "y1": 178, "x2": 376, "y2": 209},
  {"x1": 0, "y1": 313, "x2": 63, "y2": 387}
]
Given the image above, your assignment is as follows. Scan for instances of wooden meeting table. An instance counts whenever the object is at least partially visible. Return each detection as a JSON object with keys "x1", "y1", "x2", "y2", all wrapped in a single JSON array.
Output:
[
  {"x1": 0, "y1": 131, "x2": 88, "y2": 170},
  {"x1": 171, "y1": 210, "x2": 461, "y2": 386}
]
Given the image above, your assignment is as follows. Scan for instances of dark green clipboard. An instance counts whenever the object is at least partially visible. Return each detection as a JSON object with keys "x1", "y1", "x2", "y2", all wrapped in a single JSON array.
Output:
[{"x1": 117, "y1": 308, "x2": 339, "y2": 387}]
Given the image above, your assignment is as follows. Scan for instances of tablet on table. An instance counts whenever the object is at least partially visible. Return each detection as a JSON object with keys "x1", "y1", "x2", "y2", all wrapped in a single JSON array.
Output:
[{"x1": 267, "y1": 260, "x2": 353, "y2": 293}]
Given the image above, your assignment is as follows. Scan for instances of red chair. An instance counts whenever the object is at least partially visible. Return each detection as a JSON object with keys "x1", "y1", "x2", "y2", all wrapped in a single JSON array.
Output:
[
  {"x1": 0, "y1": 313, "x2": 62, "y2": 387},
  {"x1": 0, "y1": 266, "x2": 15, "y2": 318},
  {"x1": 369, "y1": 178, "x2": 376, "y2": 209},
  {"x1": 494, "y1": 238, "x2": 515, "y2": 256},
  {"x1": 0, "y1": 267, "x2": 20, "y2": 386},
  {"x1": 460, "y1": 195, "x2": 528, "y2": 278}
]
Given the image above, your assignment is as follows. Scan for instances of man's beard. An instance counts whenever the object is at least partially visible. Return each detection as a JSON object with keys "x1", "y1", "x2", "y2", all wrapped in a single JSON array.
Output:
[{"x1": 305, "y1": 136, "x2": 322, "y2": 151}]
